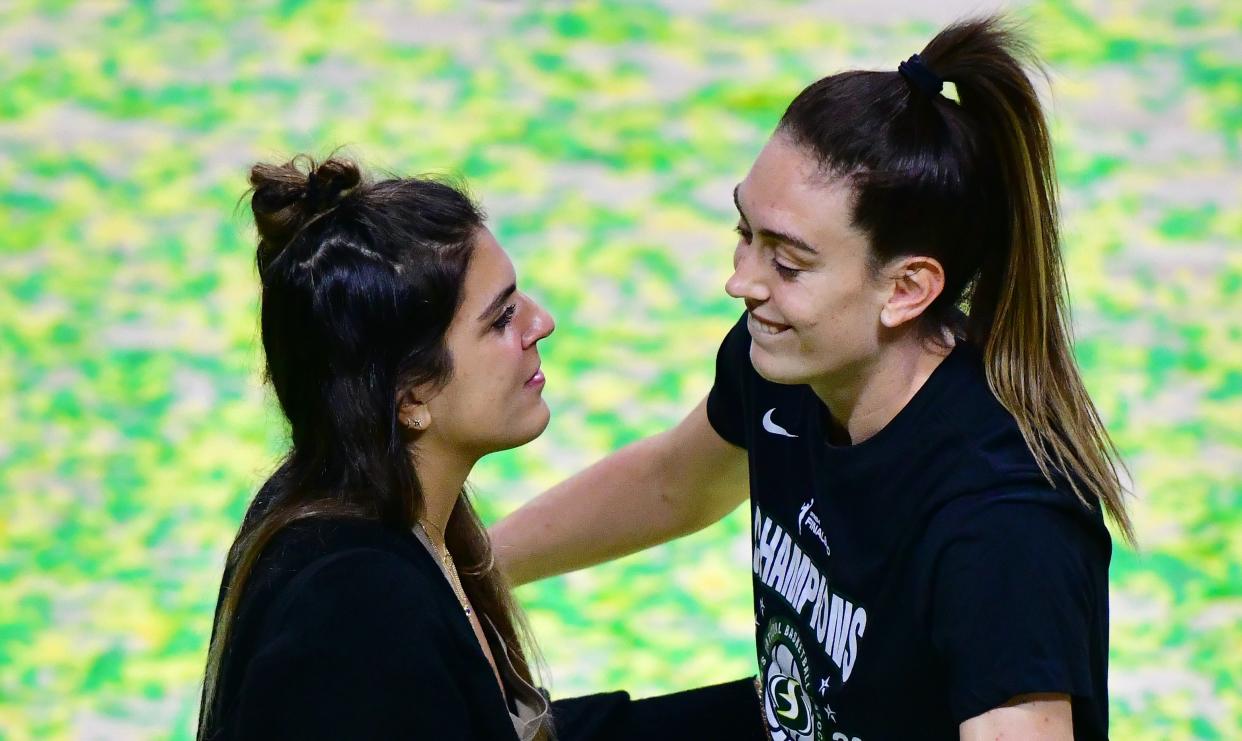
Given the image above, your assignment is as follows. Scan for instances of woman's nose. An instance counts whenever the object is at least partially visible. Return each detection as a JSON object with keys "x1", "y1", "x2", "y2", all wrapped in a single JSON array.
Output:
[
  {"x1": 725, "y1": 245, "x2": 768, "y2": 302},
  {"x1": 524, "y1": 302, "x2": 555, "y2": 347}
]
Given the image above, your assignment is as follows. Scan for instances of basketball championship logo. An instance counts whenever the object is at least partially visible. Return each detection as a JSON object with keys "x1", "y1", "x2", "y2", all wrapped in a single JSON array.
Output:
[{"x1": 761, "y1": 616, "x2": 823, "y2": 741}]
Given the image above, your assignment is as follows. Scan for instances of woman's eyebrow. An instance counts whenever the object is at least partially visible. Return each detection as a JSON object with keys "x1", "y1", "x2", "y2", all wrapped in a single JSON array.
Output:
[
  {"x1": 733, "y1": 184, "x2": 819, "y2": 256},
  {"x1": 476, "y1": 283, "x2": 516, "y2": 321},
  {"x1": 733, "y1": 184, "x2": 749, "y2": 222}
]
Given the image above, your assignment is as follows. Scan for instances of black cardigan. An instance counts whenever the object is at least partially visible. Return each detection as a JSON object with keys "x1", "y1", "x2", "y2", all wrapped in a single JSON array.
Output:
[{"x1": 200, "y1": 517, "x2": 766, "y2": 740}]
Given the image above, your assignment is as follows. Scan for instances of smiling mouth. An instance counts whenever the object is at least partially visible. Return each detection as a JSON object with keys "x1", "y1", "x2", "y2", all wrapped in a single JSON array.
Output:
[{"x1": 748, "y1": 313, "x2": 791, "y2": 336}]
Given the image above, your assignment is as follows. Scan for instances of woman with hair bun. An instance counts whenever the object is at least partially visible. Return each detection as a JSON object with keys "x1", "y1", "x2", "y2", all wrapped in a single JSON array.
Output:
[
  {"x1": 198, "y1": 154, "x2": 560, "y2": 740},
  {"x1": 198, "y1": 155, "x2": 768, "y2": 740},
  {"x1": 495, "y1": 16, "x2": 1126, "y2": 741}
]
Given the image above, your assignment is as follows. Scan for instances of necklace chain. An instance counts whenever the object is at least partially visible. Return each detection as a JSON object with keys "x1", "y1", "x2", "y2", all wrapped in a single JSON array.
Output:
[{"x1": 418, "y1": 521, "x2": 472, "y2": 616}]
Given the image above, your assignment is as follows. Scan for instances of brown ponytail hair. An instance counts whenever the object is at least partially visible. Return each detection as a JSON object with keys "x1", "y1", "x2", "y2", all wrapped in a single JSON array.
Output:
[
  {"x1": 198, "y1": 154, "x2": 549, "y2": 739},
  {"x1": 778, "y1": 16, "x2": 1134, "y2": 543}
]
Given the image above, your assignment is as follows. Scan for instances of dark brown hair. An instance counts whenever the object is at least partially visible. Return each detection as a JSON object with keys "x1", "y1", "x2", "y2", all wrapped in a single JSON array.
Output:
[
  {"x1": 778, "y1": 16, "x2": 1134, "y2": 543},
  {"x1": 198, "y1": 154, "x2": 549, "y2": 738}
]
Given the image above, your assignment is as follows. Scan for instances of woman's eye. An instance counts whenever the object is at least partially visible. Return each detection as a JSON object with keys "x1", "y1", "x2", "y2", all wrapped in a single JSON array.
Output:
[
  {"x1": 734, "y1": 225, "x2": 752, "y2": 243},
  {"x1": 493, "y1": 304, "x2": 516, "y2": 331},
  {"x1": 771, "y1": 259, "x2": 801, "y2": 280}
]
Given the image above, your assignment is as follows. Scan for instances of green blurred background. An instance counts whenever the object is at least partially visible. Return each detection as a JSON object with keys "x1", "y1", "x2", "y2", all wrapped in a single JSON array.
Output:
[{"x1": 1, "y1": 0, "x2": 1239, "y2": 738}]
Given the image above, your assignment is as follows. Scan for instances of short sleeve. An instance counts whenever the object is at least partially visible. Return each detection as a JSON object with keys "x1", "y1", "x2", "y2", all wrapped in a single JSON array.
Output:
[
  {"x1": 927, "y1": 494, "x2": 1107, "y2": 724},
  {"x1": 231, "y1": 549, "x2": 472, "y2": 740},
  {"x1": 706, "y1": 312, "x2": 751, "y2": 448}
]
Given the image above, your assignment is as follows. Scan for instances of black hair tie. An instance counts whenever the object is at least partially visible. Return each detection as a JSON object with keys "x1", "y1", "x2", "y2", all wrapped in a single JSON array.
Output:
[
  {"x1": 898, "y1": 53, "x2": 943, "y2": 98},
  {"x1": 304, "y1": 170, "x2": 325, "y2": 211}
]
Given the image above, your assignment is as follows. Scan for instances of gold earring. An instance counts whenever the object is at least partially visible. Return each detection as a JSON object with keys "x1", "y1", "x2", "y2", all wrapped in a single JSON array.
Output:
[{"x1": 411, "y1": 418, "x2": 423, "y2": 429}]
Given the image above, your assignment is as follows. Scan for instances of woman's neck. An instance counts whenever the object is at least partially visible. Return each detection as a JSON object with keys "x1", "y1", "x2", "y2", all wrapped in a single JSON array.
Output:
[
  {"x1": 410, "y1": 440, "x2": 478, "y2": 546},
  {"x1": 809, "y1": 336, "x2": 953, "y2": 446}
]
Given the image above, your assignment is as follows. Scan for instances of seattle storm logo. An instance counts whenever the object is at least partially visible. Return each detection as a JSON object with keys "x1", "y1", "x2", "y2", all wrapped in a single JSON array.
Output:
[{"x1": 761, "y1": 616, "x2": 823, "y2": 741}]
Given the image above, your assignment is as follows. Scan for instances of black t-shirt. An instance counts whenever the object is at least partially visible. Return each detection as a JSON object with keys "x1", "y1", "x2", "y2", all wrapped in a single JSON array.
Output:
[
  {"x1": 707, "y1": 313, "x2": 1112, "y2": 741},
  {"x1": 201, "y1": 516, "x2": 769, "y2": 740}
]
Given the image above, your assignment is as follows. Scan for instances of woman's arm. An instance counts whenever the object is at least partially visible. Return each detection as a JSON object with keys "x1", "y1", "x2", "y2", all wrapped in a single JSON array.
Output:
[
  {"x1": 960, "y1": 693, "x2": 1073, "y2": 740},
  {"x1": 490, "y1": 395, "x2": 748, "y2": 586}
]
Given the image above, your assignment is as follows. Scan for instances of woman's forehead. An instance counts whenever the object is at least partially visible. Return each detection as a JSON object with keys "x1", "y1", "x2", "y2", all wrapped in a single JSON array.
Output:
[
  {"x1": 740, "y1": 138, "x2": 865, "y2": 254},
  {"x1": 463, "y1": 228, "x2": 516, "y2": 306}
]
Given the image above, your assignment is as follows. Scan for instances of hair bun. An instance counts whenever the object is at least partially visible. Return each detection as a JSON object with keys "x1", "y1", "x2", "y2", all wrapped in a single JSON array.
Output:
[
  {"x1": 250, "y1": 154, "x2": 362, "y2": 261},
  {"x1": 304, "y1": 158, "x2": 362, "y2": 213}
]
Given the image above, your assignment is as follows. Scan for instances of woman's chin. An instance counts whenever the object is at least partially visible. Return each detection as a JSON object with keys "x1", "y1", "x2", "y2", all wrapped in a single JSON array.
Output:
[
  {"x1": 525, "y1": 401, "x2": 552, "y2": 441},
  {"x1": 484, "y1": 403, "x2": 551, "y2": 454},
  {"x1": 748, "y1": 344, "x2": 806, "y2": 386}
]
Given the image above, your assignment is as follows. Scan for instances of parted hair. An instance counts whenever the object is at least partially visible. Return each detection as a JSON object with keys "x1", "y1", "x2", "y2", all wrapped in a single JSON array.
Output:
[{"x1": 198, "y1": 154, "x2": 549, "y2": 739}]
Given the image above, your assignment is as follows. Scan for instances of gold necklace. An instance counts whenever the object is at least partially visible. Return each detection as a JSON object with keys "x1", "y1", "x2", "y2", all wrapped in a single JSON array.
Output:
[{"x1": 418, "y1": 521, "x2": 472, "y2": 616}]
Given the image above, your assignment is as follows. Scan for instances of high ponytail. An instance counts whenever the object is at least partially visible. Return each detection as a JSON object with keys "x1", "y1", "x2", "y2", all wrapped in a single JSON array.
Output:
[{"x1": 778, "y1": 16, "x2": 1134, "y2": 544}]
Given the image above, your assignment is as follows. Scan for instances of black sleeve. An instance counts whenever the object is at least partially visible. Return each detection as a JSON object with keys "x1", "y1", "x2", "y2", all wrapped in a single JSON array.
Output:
[
  {"x1": 705, "y1": 312, "x2": 751, "y2": 449},
  {"x1": 553, "y1": 678, "x2": 766, "y2": 741},
  {"x1": 927, "y1": 495, "x2": 1104, "y2": 724},
  {"x1": 232, "y1": 549, "x2": 471, "y2": 740}
]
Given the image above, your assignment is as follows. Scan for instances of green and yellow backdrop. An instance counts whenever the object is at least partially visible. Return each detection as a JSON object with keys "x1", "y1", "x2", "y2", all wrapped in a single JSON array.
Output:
[{"x1": 1, "y1": 0, "x2": 1239, "y2": 738}]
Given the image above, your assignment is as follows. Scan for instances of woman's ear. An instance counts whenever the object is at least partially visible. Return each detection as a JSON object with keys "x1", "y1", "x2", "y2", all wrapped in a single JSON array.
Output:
[
  {"x1": 879, "y1": 256, "x2": 945, "y2": 328},
  {"x1": 397, "y1": 386, "x2": 434, "y2": 432}
]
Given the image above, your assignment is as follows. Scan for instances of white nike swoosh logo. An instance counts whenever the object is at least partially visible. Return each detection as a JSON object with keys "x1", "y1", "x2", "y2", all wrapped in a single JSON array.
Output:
[{"x1": 762, "y1": 408, "x2": 798, "y2": 438}]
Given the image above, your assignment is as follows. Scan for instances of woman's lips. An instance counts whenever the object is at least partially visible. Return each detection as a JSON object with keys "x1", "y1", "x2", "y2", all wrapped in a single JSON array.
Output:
[
  {"x1": 525, "y1": 368, "x2": 545, "y2": 389},
  {"x1": 748, "y1": 312, "x2": 790, "y2": 336}
]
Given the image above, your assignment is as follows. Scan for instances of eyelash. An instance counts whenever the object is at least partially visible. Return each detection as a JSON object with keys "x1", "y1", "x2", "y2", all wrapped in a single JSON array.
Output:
[
  {"x1": 735, "y1": 225, "x2": 801, "y2": 281},
  {"x1": 493, "y1": 303, "x2": 517, "y2": 331},
  {"x1": 771, "y1": 261, "x2": 801, "y2": 280}
]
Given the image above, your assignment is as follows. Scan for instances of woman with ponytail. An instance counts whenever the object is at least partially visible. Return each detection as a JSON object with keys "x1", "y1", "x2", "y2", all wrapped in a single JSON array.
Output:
[{"x1": 494, "y1": 16, "x2": 1127, "y2": 741}]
